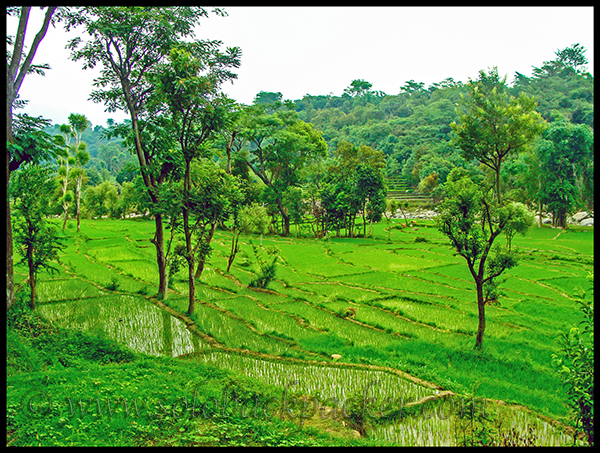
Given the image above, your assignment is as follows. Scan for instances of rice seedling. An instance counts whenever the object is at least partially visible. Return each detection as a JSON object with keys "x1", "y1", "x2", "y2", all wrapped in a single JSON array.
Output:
[
  {"x1": 38, "y1": 295, "x2": 202, "y2": 357},
  {"x1": 35, "y1": 277, "x2": 104, "y2": 302},
  {"x1": 189, "y1": 350, "x2": 435, "y2": 407}
]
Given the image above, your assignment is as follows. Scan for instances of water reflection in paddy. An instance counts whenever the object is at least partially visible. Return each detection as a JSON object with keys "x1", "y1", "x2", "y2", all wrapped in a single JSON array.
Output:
[{"x1": 39, "y1": 294, "x2": 203, "y2": 357}]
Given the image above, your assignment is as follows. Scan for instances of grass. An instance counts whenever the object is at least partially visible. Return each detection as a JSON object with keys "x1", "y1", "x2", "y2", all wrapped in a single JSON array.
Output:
[
  {"x1": 8, "y1": 217, "x2": 593, "y2": 445},
  {"x1": 7, "y1": 306, "x2": 372, "y2": 446}
]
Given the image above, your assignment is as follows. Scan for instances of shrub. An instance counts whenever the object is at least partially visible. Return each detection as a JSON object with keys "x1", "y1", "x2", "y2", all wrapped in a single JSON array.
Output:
[{"x1": 249, "y1": 245, "x2": 280, "y2": 289}]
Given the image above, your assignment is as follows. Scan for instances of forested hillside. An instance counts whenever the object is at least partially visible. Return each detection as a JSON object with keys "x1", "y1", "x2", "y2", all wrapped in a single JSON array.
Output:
[{"x1": 293, "y1": 45, "x2": 593, "y2": 191}]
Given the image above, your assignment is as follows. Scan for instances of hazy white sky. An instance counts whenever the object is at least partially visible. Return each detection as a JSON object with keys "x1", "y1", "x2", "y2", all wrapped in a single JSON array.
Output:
[{"x1": 8, "y1": 6, "x2": 594, "y2": 128}]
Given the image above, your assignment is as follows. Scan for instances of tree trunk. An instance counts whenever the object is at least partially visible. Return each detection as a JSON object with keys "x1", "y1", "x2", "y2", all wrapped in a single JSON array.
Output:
[
  {"x1": 495, "y1": 169, "x2": 501, "y2": 204},
  {"x1": 62, "y1": 206, "x2": 69, "y2": 230},
  {"x1": 226, "y1": 230, "x2": 241, "y2": 273},
  {"x1": 76, "y1": 177, "x2": 82, "y2": 232},
  {"x1": 153, "y1": 214, "x2": 168, "y2": 300},
  {"x1": 27, "y1": 242, "x2": 35, "y2": 310},
  {"x1": 276, "y1": 197, "x2": 290, "y2": 236},
  {"x1": 187, "y1": 244, "x2": 196, "y2": 315},
  {"x1": 183, "y1": 162, "x2": 195, "y2": 315},
  {"x1": 282, "y1": 208, "x2": 290, "y2": 237},
  {"x1": 6, "y1": 152, "x2": 14, "y2": 310},
  {"x1": 194, "y1": 222, "x2": 216, "y2": 278},
  {"x1": 475, "y1": 281, "x2": 486, "y2": 349}
]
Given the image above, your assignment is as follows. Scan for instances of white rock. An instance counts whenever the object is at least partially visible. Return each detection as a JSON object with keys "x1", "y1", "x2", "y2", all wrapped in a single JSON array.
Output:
[
  {"x1": 573, "y1": 211, "x2": 590, "y2": 222},
  {"x1": 580, "y1": 218, "x2": 594, "y2": 226},
  {"x1": 331, "y1": 354, "x2": 342, "y2": 360}
]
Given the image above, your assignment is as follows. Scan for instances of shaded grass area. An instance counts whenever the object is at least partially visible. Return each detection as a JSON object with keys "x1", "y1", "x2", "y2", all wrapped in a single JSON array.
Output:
[{"x1": 14, "y1": 218, "x2": 594, "y2": 431}]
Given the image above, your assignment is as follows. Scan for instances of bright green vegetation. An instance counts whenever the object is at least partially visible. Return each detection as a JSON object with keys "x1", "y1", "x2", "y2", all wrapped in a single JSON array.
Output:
[{"x1": 8, "y1": 217, "x2": 592, "y2": 445}]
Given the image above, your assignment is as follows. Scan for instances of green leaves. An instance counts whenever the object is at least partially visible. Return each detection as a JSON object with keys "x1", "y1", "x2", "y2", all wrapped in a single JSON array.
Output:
[
  {"x1": 552, "y1": 274, "x2": 594, "y2": 445},
  {"x1": 452, "y1": 67, "x2": 546, "y2": 202}
]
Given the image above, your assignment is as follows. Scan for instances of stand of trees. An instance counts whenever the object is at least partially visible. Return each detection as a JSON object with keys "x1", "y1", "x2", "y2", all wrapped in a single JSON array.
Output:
[{"x1": 7, "y1": 6, "x2": 593, "y2": 326}]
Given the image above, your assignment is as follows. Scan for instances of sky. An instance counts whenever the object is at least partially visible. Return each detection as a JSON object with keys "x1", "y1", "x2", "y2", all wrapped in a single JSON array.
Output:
[{"x1": 8, "y1": 6, "x2": 594, "y2": 128}]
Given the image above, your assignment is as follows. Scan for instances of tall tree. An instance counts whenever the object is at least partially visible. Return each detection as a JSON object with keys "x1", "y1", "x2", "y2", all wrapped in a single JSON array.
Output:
[
  {"x1": 6, "y1": 6, "x2": 57, "y2": 309},
  {"x1": 451, "y1": 67, "x2": 546, "y2": 203},
  {"x1": 56, "y1": 123, "x2": 74, "y2": 230},
  {"x1": 66, "y1": 6, "x2": 222, "y2": 299},
  {"x1": 150, "y1": 41, "x2": 240, "y2": 315},
  {"x1": 436, "y1": 170, "x2": 531, "y2": 349},
  {"x1": 537, "y1": 120, "x2": 593, "y2": 228},
  {"x1": 67, "y1": 113, "x2": 91, "y2": 232},
  {"x1": 555, "y1": 43, "x2": 588, "y2": 74},
  {"x1": 241, "y1": 107, "x2": 327, "y2": 236}
]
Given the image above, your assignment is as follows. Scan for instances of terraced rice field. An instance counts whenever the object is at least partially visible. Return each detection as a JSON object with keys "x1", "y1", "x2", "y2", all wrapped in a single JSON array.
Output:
[{"x1": 21, "y1": 217, "x2": 592, "y2": 445}]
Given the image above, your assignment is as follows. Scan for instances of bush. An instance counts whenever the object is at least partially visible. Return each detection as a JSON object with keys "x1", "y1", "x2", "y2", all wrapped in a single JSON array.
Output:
[
  {"x1": 551, "y1": 273, "x2": 594, "y2": 446},
  {"x1": 249, "y1": 245, "x2": 280, "y2": 289}
]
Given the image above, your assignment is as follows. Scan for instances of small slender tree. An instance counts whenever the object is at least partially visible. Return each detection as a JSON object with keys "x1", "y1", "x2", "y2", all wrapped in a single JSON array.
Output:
[
  {"x1": 11, "y1": 164, "x2": 63, "y2": 309},
  {"x1": 67, "y1": 113, "x2": 91, "y2": 231},
  {"x1": 437, "y1": 170, "x2": 530, "y2": 349},
  {"x1": 226, "y1": 203, "x2": 269, "y2": 273}
]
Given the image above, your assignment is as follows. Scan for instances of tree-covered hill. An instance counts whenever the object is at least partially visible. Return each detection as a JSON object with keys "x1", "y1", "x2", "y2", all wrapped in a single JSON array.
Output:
[{"x1": 292, "y1": 44, "x2": 593, "y2": 189}]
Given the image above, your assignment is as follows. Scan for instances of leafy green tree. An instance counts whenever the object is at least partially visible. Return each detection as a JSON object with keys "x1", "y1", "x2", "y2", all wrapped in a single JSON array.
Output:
[
  {"x1": 354, "y1": 163, "x2": 386, "y2": 237},
  {"x1": 55, "y1": 123, "x2": 75, "y2": 229},
  {"x1": 536, "y1": 120, "x2": 593, "y2": 228},
  {"x1": 512, "y1": 44, "x2": 593, "y2": 128},
  {"x1": 11, "y1": 164, "x2": 63, "y2": 309},
  {"x1": 72, "y1": 143, "x2": 90, "y2": 232},
  {"x1": 555, "y1": 43, "x2": 588, "y2": 74},
  {"x1": 552, "y1": 273, "x2": 594, "y2": 446},
  {"x1": 241, "y1": 107, "x2": 327, "y2": 236},
  {"x1": 436, "y1": 170, "x2": 530, "y2": 349},
  {"x1": 282, "y1": 186, "x2": 306, "y2": 238},
  {"x1": 344, "y1": 79, "x2": 373, "y2": 97},
  {"x1": 56, "y1": 114, "x2": 91, "y2": 231},
  {"x1": 189, "y1": 161, "x2": 243, "y2": 278},
  {"x1": 321, "y1": 179, "x2": 357, "y2": 237},
  {"x1": 451, "y1": 67, "x2": 546, "y2": 203},
  {"x1": 149, "y1": 41, "x2": 240, "y2": 315},
  {"x1": 115, "y1": 180, "x2": 139, "y2": 218},
  {"x1": 253, "y1": 91, "x2": 283, "y2": 107},
  {"x1": 67, "y1": 6, "x2": 221, "y2": 299},
  {"x1": 323, "y1": 140, "x2": 386, "y2": 238}
]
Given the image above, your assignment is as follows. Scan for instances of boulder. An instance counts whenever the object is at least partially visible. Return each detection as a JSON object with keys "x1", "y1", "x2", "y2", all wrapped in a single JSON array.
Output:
[
  {"x1": 331, "y1": 354, "x2": 342, "y2": 360},
  {"x1": 580, "y1": 218, "x2": 594, "y2": 226},
  {"x1": 573, "y1": 211, "x2": 590, "y2": 222}
]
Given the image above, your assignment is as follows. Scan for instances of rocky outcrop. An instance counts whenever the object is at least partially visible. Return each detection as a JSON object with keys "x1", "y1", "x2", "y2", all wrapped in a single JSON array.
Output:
[
  {"x1": 392, "y1": 208, "x2": 438, "y2": 221},
  {"x1": 570, "y1": 211, "x2": 593, "y2": 227}
]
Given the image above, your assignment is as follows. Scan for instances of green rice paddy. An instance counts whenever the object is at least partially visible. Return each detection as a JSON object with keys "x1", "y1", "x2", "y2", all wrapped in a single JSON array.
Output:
[{"x1": 18, "y1": 217, "x2": 593, "y2": 445}]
